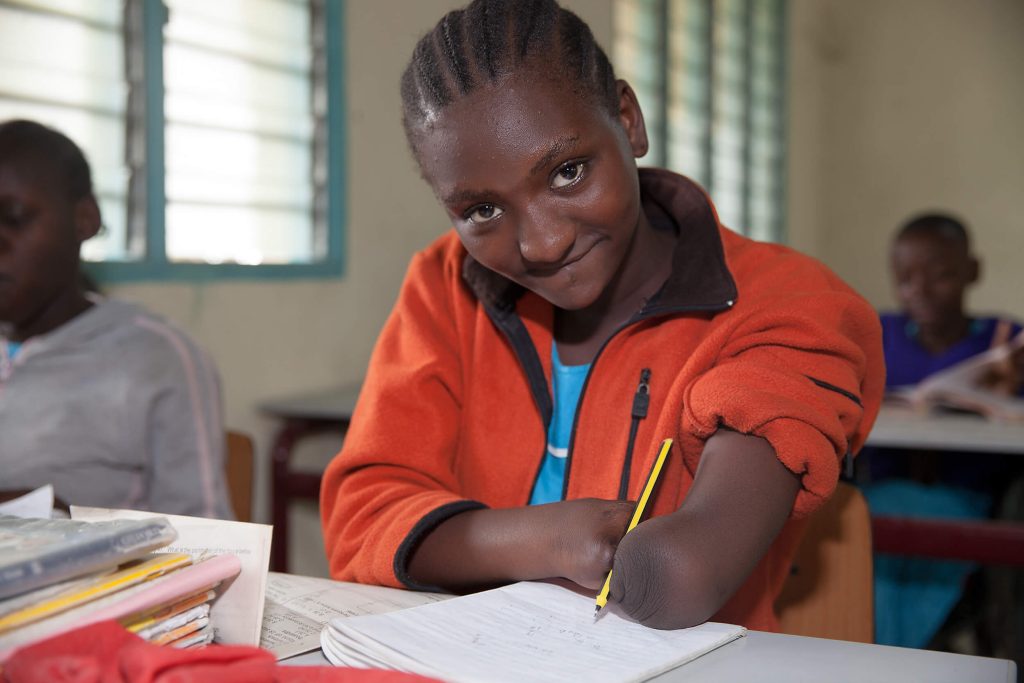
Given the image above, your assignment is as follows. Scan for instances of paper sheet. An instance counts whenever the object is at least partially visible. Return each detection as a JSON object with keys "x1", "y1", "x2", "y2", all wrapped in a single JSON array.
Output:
[
  {"x1": 260, "y1": 572, "x2": 452, "y2": 659},
  {"x1": 322, "y1": 581, "x2": 745, "y2": 683},
  {"x1": 70, "y1": 506, "x2": 271, "y2": 647},
  {"x1": 0, "y1": 485, "x2": 54, "y2": 519}
]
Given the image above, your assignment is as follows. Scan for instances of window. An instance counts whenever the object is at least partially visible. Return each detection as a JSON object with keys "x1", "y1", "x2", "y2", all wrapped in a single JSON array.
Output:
[
  {"x1": 614, "y1": 0, "x2": 787, "y2": 242},
  {"x1": 0, "y1": 0, "x2": 344, "y2": 280}
]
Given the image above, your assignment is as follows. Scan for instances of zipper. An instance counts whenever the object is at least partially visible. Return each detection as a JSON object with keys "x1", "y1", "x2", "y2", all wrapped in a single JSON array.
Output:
[
  {"x1": 559, "y1": 300, "x2": 734, "y2": 500},
  {"x1": 617, "y1": 368, "x2": 651, "y2": 499},
  {"x1": 485, "y1": 293, "x2": 735, "y2": 503}
]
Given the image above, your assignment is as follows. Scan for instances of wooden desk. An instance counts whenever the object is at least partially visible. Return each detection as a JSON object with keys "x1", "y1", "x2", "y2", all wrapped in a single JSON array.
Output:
[
  {"x1": 863, "y1": 404, "x2": 1024, "y2": 566},
  {"x1": 866, "y1": 404, "x2": 1024, "y2": 454},
  {"x1": 260, "y1": 384, "x2": 361, "y2": 573},
  {"x1": 283, "y1": 630, "x2": 1016, "y2": 682}
]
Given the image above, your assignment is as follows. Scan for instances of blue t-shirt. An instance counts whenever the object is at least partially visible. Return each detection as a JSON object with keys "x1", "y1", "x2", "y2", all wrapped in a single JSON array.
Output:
[
  {"x1": 4, "y1": 341, "x2": 21, "y2": 361},
  {"x1": 881, "y1": 313, "x2": 1022, "y2": 389},
  {"x1": 528, "y1": 346, "x2": 591, "y2": 506}
]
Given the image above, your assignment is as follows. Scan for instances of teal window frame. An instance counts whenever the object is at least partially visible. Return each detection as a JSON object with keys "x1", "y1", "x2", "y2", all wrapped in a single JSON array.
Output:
[
  {"x1": 86, "y1": 0, "x2": 346, "y2": 283},
  {"x1": 614, "y1": 0, "x2": 789, "y2": 243}
]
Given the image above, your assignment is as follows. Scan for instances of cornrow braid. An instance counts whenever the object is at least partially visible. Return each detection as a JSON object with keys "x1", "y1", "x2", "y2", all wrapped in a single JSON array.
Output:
[{"x1": 400, "y1": 0, "x2": 619, "y2": 146}]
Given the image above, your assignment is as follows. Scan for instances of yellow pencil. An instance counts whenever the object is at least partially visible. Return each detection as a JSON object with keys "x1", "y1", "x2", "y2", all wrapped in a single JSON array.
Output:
[{"x1": 594, "y1": 437, "x2": 673, "y2": 614}]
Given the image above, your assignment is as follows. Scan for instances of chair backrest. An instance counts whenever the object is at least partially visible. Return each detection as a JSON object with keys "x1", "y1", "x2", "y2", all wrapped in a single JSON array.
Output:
[
  {"x1": 775, "y1": 482, "x2": 873, "y2": 643},
  {"x1": 225, "y1": 431, "x2": 254, "y2": 523}
]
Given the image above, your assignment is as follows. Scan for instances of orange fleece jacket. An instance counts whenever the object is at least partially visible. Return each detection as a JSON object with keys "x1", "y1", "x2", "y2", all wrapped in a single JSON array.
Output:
[{"x1": 321, "y1": 170, "x2": 885, "y2": 632}]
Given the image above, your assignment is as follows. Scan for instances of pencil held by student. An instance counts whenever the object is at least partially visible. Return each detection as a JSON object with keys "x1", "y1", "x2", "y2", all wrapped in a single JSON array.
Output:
[{"x1": 320, "y1": 0, "x2": 884, "y2": 632}]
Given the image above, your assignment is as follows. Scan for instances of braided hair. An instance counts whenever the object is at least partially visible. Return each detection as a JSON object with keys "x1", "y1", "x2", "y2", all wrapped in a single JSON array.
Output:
[{"x1": 400, "y1": 0, "x2": 618, "y2": 147}]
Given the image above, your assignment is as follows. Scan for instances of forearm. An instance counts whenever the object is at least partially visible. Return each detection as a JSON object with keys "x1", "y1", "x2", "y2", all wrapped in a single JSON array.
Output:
[
  {"x1": 611, "y1": 429, "x2": 800, "y2": 628},
  {"x1": 407, "y1": 506, "x2": 561, "y2": 592},
  {"x1": 407, "y1": 498, "x2": 635, "y2": 593}
]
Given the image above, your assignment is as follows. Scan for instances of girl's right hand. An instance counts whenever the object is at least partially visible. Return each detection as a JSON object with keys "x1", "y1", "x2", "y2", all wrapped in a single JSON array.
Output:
[{"x1": 542, "y1": 498, "x2": 635, "y2": 589}]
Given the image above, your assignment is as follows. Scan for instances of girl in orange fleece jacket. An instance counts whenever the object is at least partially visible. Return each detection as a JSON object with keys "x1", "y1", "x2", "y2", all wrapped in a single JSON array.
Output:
[{"x1": 321, "y1": 0, "x2": 885, "y2": 632}]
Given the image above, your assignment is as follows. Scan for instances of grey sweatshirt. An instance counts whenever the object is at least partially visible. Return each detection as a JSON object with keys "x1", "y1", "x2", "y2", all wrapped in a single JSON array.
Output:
[{"x1": 0, "y1": 298, "x2": 233, "y2": 519}]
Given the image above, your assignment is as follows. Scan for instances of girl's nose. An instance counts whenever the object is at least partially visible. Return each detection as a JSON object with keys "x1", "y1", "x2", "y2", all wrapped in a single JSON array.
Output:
[{"x1": 517, "y1": 211, "x2": 575, "y2": 268}]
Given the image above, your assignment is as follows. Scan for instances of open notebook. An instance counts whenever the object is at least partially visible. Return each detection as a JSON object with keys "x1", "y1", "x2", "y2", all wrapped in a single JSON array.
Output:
[{"x1": 321, "y1": 580, "x2": 744, "y2": 683}]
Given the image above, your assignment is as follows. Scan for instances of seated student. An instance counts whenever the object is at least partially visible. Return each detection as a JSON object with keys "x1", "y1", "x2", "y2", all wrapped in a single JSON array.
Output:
[
  {"x1": 864, "y1": 212, "x2": 1023, "y2": 648},
  {"x1": 881, "y1": 212, "x2": 1021, "y2": 401},
  {"x1": 320, "y1": 0, "x2": 884, "y2": 631},
  {"x1": 0, "y1": 119, "x2": 233, "y2": 519}
]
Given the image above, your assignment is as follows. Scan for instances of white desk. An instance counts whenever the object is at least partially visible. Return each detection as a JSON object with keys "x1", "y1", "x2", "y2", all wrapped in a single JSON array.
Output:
[
  {"x1": 866, "y1": 404, "x2": 1024, "y2": 454},
  {"x1": 283, "y1": 631, "x2": 1015, "y2": 682}
]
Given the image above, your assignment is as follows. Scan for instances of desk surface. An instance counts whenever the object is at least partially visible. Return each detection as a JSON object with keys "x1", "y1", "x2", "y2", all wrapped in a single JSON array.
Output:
[
  {"x1": 284, "y1": 630, "x2": 1015, "y2": 682},
  {"x1": 866, "y1": 404, "x2": 1024, "y2": 454}
]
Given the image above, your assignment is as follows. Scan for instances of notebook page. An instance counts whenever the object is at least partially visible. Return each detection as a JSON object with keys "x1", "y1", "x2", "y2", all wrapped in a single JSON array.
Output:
[{"x1": 322, "y1": 581, "x2": 744, "y2": 683}]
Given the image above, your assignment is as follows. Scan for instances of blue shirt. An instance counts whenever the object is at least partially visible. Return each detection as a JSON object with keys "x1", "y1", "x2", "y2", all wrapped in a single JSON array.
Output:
[
  {"x1": 528, "y1": 346, "x2": 591, "y2": 506},
  {"x1": 880, "y1": 314, "x2": 1022, "y2": 389},
  {"x1": 4, "y1": 341, "x2": 21, "y2": 361}
]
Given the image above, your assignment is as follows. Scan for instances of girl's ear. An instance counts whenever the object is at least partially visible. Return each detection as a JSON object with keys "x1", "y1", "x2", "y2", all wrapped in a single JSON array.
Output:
[
  {"x1": 73, "y1": 196, "x2": 102, "y2": 243},
  {"x1": 615, "y1": 79, "x2": 649, "y2": 159}
]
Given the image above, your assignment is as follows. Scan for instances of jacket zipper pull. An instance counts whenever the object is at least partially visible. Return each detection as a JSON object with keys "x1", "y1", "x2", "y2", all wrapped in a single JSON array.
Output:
[
  {"x1": 632, "y1": 368, "x2": 651, "y2": 419},
  {"x1": 618, "y1": 368, "x2": 652, "y2": 499}
]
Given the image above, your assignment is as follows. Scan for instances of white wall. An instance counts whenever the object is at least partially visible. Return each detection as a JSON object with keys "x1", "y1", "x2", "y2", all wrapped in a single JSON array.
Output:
[{"x1": 787, "y1": 0, "x2": 1024, "y2": 317}]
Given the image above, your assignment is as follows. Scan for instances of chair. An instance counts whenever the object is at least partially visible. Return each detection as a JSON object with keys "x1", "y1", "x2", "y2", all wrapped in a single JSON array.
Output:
[
  {"x1": 775, "y1": 482, "x2": 874, "y2": 643},
  {"x1": 225, "y1": 431, "x2": 255, "y2": 523}
]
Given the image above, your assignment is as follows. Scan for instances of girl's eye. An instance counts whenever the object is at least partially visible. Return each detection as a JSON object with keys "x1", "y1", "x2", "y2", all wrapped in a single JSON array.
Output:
[
  {"x1": 466, "y1": 203, "x2": 503, "y2": 224},
  {"x1": 551, "y1": 161, "x2": 585, "y2": 189}
]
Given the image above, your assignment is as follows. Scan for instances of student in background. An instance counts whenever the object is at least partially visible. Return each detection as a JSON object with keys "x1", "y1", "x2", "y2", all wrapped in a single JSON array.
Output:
[
  {"x1": 0, "y1": 119, "x2": 233, "y2": 519},
  {"x1": 864, "y1": 212, "x2": 1023, "y2": 649},
  {"x1": 882, "y1": 212, "x2": 1021, "y2": 395},
  {"x1": 321, "y1": 0, "x2": 884, "y2": 631}
]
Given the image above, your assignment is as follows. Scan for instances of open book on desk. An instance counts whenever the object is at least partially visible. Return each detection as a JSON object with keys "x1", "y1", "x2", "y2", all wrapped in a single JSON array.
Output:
[
  {"x1": 260, "y1": 572, "x2": 454, "y2": 659},
  {"x1": 321, "y1": 580, "x2": 745, "y2": 683},
  {"x1": 889, "y1": 335, "x2": 1024, "y2": 422}
]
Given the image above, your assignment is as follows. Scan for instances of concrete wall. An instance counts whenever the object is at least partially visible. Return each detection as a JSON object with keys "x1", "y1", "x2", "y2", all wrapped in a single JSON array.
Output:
[
  {"x1": 104, "y1": 0, "x2": 1023, "y2": 572},
  {"x1": 787, "y1": 0, "x2": 1024, "y2": 317}
]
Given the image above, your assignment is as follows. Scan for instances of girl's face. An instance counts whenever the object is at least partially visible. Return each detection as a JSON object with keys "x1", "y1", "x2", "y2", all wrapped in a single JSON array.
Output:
[
  {"x1": 0, "y1": 157, "x2": 94, "y2": 327},
  {"x1": 414, "y1": 71, "x2": 648, "y2": 312}
]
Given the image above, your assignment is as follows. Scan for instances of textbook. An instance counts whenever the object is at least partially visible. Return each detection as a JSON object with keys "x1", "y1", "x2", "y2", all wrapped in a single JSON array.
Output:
[
  {"x1": 0, "y1": 515, "x2": 177, "y2": 600},
  {"x1": 0, "y1": 552, "x2": 192, "y2": 633},
  {"x1": 320, "y1": 580, "x2": 745, "y2": 683},
  {"x1": 71, "y1": 506, "x2": 273, "y2": 646},
  {"x1": 0, "y1": 554, "x2": 240, "y2": 661},
  {"x1": 889, "y1": 335, "x2": 1024, "y2": 422}
]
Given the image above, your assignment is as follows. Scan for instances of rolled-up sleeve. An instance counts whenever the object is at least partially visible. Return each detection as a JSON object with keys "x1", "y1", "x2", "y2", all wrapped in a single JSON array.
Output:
[{"x1": 682, "y1": 286, "x2": 885, "y2": 517}]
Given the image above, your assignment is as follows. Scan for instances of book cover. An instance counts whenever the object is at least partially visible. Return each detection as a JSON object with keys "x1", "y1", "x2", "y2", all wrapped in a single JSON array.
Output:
[
  {"x1": 0, "y1": 516, "x2": 177, "y2": 600},
  {"x1": 0, "y1": 553, "x2": 192, "y2": 633}
]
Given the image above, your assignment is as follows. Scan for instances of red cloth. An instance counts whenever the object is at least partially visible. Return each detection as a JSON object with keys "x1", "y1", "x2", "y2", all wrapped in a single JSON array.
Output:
[{"x1": 2, "y1": 620, "x2": 437, "y2": 683}]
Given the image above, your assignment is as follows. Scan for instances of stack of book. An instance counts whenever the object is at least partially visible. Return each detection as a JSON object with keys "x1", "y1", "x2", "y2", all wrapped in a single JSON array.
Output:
[{"x1": 0, "y1": 514, "x2": 241, "y2": 661}]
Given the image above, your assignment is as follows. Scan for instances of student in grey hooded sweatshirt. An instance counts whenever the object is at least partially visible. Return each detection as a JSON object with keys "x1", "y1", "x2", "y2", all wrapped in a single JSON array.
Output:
[{"x1": 0, "y1": 119, "x2": 232, "y2": 519}]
